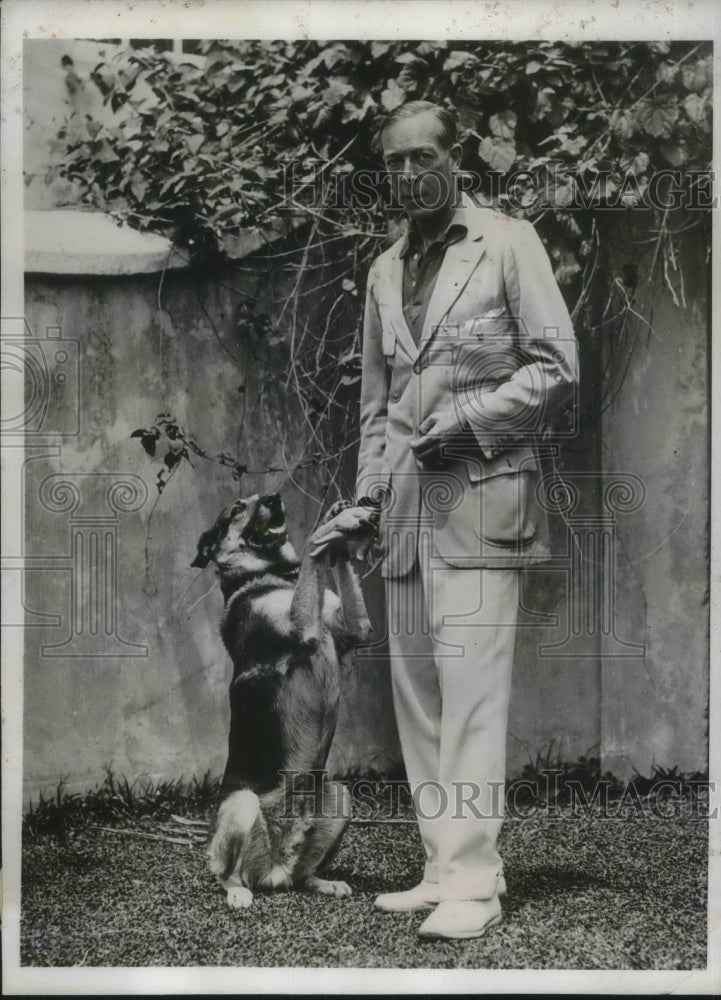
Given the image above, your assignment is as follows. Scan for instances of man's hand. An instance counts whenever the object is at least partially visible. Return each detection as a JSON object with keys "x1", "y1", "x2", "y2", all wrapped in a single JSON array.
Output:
[
  {"x1": 309, "y1": 504, "x2": 379, "y2": 561},
  {"x1": 409, "y1": 411, "x2": 471, "y2": 467}
]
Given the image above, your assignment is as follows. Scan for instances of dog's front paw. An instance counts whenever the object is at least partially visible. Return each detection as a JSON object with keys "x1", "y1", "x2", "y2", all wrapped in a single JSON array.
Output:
[
  {"x1": 323, "y1": 499, "x2": 353, "y2": 524},
  {"x1": 227, "y1": 886, "x2": 254, "y2": 908},
  {"x1": 309, "y1": 506, "x2": 379, "y2": 559},
  {"x1": 300, "y1": 875, "x2": 353, "y2": 897}
]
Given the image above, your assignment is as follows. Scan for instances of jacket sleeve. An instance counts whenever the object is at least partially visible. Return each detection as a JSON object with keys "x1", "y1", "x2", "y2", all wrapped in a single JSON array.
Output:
[
  {"x1": 457, "y1": 219, "x2": 579, "y2": 458},
  {"x1": 355, "y1": 268, "x2": 391, "y2": 502}
]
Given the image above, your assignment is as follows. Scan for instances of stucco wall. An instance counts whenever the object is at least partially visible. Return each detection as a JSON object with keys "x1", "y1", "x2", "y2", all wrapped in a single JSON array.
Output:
[
  {"x1": 16, "y1": 208, "x2": 708, "y2": 802},
  {"x1": 600, "y1": 221, "x2": 709, "y2": 777},
  {"x1": 19, "y1": 247, "x2": 407, "y2": 803},
  {"x1": 17, "y1": 220, "x2": 599, "y2": 803}
]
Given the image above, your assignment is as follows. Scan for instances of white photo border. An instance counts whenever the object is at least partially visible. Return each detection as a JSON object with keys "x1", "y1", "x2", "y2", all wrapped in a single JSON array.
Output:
[{"x1": 2, "y1": 0, "x2": 718, "y2": 994}]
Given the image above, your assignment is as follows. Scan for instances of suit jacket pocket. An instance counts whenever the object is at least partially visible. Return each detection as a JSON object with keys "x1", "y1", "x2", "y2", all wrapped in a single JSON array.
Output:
[
  {"x1": 472, "y1": 468, "x2": 537, "y2": 547},
  {"x1": 463, "y1": 445, "x2": 538, "y2": 483}
]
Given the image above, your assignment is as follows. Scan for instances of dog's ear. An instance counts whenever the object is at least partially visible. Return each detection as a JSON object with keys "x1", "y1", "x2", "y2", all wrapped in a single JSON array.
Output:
[{"x1": 191, "y1": 525, "x2": 221, "y2": 569}]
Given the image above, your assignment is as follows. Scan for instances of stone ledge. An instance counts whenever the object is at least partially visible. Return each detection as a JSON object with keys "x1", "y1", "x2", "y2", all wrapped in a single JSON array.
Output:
[
  {"x1": 25, "y1": 210, "x2": 307, "y2": 273},
  {"x1": 24, "y1": 210, "x2": 188, "y2": 275}
]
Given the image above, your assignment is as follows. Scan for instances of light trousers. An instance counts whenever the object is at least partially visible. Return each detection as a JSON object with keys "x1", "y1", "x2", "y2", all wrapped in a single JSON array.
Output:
[{"x1": 385, "y1": 537, "x2": 519, "y2": 901}]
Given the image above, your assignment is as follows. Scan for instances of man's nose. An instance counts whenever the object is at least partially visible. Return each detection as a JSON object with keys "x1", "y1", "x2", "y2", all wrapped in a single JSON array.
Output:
[{"x1": 399, "y1": 158, "x2": 419, "y2": 186}]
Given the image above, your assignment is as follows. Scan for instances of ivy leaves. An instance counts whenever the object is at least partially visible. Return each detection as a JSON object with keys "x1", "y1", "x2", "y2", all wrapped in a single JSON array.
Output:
[
  {"x1": 636, "y1": 100, "x2": 678, "y2": 139},
  {"x1": 51, "y1": 38, "x2": 711, "y2": 323},
  {"x1": 51, "y1": 38, "x2": 711, "y2": 263},
  {"x1": 477, "y1": 110, "x2": 518, "y2": 172},
  {"x1": 132, "y1": 414, "x2": 246, "y2": 494},
  {"x1": 54, "y1": 38, "x2": 710, "y2": 512}
]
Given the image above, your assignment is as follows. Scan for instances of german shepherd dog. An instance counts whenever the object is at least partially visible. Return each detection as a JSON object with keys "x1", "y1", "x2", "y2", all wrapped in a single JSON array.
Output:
[{"x1": 191, "y1": 493, "x2": 374, "y2": 908}]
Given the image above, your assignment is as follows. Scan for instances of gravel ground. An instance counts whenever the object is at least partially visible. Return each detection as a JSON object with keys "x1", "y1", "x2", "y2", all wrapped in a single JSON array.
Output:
[{"x1": 21, "y1": 807, "x2": 707, "y2": 969}]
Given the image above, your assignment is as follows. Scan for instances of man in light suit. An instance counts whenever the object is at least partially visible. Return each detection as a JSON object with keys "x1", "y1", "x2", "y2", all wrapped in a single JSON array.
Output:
[{"x1": 355, "y1": 101, "x2": 578, "y2": 939}]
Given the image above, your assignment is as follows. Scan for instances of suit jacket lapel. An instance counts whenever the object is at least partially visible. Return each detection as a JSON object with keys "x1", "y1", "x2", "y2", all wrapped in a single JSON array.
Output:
[
  {"x1": 378, "y1": 196, "x2": 493, "y2": 364},
  {"x1": 377, "y1": 245, "x2": 417, "y2": 360},
  {"x1": 418, "y1": 234, "x2": 487, "y2": 355}
]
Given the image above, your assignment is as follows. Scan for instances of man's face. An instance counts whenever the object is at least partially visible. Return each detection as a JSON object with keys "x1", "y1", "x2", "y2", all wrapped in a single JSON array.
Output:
[{"x1": 381, "y1": 110, "x2": 461, "y2": 221}]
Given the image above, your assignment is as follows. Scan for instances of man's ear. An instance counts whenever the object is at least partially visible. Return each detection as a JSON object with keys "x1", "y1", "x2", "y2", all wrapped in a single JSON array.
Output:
[
  {"x1": 191, "y1": 526, "x2": 221, "y2": 569},
  {"x1": 449, "y1": 141, "x2": 463, "y2": 171}
]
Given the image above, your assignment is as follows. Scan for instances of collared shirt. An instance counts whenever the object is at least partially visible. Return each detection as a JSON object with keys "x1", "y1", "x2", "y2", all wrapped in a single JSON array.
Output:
[{"x1": 400, "y1": 218, "x2": 468, "y2": 345}]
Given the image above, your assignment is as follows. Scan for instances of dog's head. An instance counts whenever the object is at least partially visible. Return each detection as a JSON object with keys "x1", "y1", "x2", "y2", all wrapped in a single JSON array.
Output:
[{"x1": 191, "y1": 493, "x2": 299, "y2": 576}]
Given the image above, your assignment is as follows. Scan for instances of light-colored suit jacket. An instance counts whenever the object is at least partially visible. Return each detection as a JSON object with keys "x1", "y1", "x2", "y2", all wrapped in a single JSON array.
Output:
[{"x1": 356, "y1": 195, "x2": 579, "y2": 578}]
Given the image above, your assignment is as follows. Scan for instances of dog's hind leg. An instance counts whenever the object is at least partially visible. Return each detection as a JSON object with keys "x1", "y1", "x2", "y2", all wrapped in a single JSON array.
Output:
[
  {"x1": 293, "y1": 781, "x2": 353, "y2": 897},
  {"x1": 208, "y1": 789, "x2": 271, "y2": 908}
]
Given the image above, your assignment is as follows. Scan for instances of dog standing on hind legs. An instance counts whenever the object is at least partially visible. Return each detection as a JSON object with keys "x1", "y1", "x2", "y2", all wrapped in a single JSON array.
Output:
[{"x1": 191, "y1": 493, "x2": 376, "y2": 908}]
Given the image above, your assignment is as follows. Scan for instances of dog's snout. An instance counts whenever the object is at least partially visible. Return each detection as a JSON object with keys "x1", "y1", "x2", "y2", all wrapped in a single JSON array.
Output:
[
  {"x1": 259, "y1": 494, "x2": 286, "y2": 528},
  {"x1": 243, "y1": 492, "x2": 287, "y2": 548},
  {"x1": 260, "y1": 492, "x2": 283, "y2": 510}
]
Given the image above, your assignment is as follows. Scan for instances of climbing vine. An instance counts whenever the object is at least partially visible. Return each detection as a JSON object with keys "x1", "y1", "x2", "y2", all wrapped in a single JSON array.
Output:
[{"x1": 50, "y1": 39, "x2": 712, "y2": 502}]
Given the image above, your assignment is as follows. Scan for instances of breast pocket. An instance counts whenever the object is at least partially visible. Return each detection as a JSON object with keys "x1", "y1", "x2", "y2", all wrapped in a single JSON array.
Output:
[{"x1": 456, "y1": 308, "x2": 515, "y2": 343}]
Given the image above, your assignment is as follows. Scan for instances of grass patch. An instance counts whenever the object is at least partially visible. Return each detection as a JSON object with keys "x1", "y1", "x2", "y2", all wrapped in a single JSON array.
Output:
[
  {"x1": 23, "y1": 768, "x2": 222, "y2": 840},
  {"x1": 20, "y1": 760, "x2": 709, "y2": 969},
  {"x1": 23, "y1": 757, "x2": 710, "y2": 838},
  {"x1": 515, "y1": 742, "x2": 708, "y2": 805},
  {"x1": 21, "y1": 808, "x2": 707, "y2": 969}
]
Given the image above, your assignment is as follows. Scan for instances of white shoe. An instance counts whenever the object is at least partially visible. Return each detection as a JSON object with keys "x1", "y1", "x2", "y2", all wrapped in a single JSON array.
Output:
[
  {"x1": 374, "y1": 880, "x2": 440, "y2": 912},
  {"x1": 375, "y1": 875, "x2": 506, "y2": 913},
  {"x1": 418, "y1": 897, "x2": 502, "y2": 940}
]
